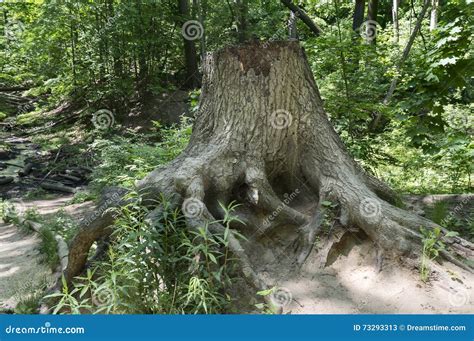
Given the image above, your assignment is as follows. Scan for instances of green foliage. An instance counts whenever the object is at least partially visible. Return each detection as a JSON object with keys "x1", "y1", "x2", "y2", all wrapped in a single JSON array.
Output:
[
  {"x1": 419, "y1": 227, "x2": 459, "y2": 282},
  {"x1": 38, "y1": 227, "x2": 59, "y2": 271},
  {"x1": 0, "y1": 200, "x2": 21, "y2": 225},
  {"x1": 90, "y1": 118, "x2": 192, "y2": 193},
  {"x1": 48, "y1": 197, "x2": 243, "y2": 314}
]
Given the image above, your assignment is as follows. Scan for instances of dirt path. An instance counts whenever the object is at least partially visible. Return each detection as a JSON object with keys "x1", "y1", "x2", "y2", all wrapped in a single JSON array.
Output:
[
  {"x1": 0, "y1": 196, "x2": 93, "y2": 311},
  {"x1": 0, "y1": 221, "x2": 52, "y2": 310}
]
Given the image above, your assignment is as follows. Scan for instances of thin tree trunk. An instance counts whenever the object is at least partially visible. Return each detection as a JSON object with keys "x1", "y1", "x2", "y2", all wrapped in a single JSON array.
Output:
[
  {"x1": 178, "y1": 0, "x2": 200, "y2": 88},
  {"x1": 288, "y1": 10, "x2": 298, "y2": 40},
  {"x1": 367, "y1": 0, "x2": 379, "y2": 44},
  {"x1": 235, "y1": 0, "x2": 248, "y2": 43},
  {"x1": 334, "y1": 0, "x2": 350, "y2": 99},
  {"x1": 430, "y1": 0, "x2": 438, "y2": 31},
  {"x1": 384, "y1": 0, "x2": 430, "y2": 104},
  {"x1": 280, "y1": 0, "x2": 322, "y2": 36},
  {"x1": 392, "y1": 0, "x2": 399, "y2": 44},
  {"x1": 197, "y1": 0, "x2": 207, "y2": 58},
  {"x1": 352, "y1": 0, "x2": 365, "y2": 31}
]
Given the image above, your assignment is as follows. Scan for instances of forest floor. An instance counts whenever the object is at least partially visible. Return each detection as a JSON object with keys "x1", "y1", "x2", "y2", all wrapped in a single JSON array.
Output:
[
  {"x1": 0, "y1": 196, "x2": 92, "y2": 311},
  {"x1": 255, "y1": 230, "x2": 473, "y2": 314},
  {"x1": 1, "y1": 192, "x2": 472, "y2": 313}
]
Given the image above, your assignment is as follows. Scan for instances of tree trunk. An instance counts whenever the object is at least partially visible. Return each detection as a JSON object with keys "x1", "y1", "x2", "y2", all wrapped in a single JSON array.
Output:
[
  {"x1": 235, "y1": 0, "x2": 248, "y2": 43},
  {"x1": 430, "y1": 0, "x2": 438, "y2": 31},
  {"x1": 352, "y1": 0, "x2": 365, "y2": 31},
  {"x1": 178, "y1": 0, "x2": 200, "y2": 88},
  {"x1": 288, "y1": 10, "x2": 298, "y2": 40},
  {"x1": 65, "y1": 41, "x2": 473, "y2": 303},
  {"x1": 392, "y1": 0, "x2": 399, "y2": 44},
  {"x1": 384, "y1": 0, "x2": 431, "y2": 105},
  {"x1": 280, "y1": 0, "x2": 322, "y2": 37},
  {"x1": 367, "y1": 0, "x2": 379, "y2": 44}
]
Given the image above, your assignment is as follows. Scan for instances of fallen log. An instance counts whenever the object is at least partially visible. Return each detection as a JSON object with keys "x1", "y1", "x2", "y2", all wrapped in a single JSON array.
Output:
[
  {"x1": 0, "y1": 86, "x2": 31, "y2": 92},
  {"x1": 0, "y1": 162, "x2": 22, "y2": 168},
  {"x1": 18, "y1": 162, "x2": 34, "y2": 177},
  {"x1": 40, "y1": 181, "x2": 75, "y2": 193},
  {"x1": 0, "y1": 176, "x2": 14, "y2": 185},
  {"x1": 57, "y1": 173, "x2": 82, "y2": 183}
]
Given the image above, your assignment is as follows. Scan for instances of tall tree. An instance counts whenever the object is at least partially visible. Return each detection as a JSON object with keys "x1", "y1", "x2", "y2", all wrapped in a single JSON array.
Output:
[
  {"x1": 367, "y1": 0, "x2": 379, "y2": 44},
  {"x1": 235, "y1": 0, "x2": 248, "y2": 43},
  {"x1": 178, "y1": 0, "x2": 200, "y2": 88},
  {"x1": 430, "y1": 0, "x2": 439, "y2": 31},
  {"x1": 384, "y1": 0, "x2": 431, "y2": 104},
  {"x1": 392, "y1": 0, "x2": 399, "y2": 43},
  {"x1": 352, "y1": 0, "x2": 365, "y2": 31}
]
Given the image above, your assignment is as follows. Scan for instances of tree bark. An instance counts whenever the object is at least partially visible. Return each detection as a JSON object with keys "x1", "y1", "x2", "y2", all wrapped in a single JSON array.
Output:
[
  {"x1": 384, "y1": 0, "x2": 430, "y2": 105},
  {"x1": 430, "y1": 0, "x2": 438, "y2": 31},
  {"x1": 235, "y1": 0, "x2": 248, "y2": 43},
  {"x1": 352, "y1": 0, "x2": 365, "y2": 31},
  {"x1": 65, "y1": 41, "x2": 473, "y2": 301},
  {"x1": 280, "y1": 0, "x2": 322, "y2": 37},
  {"x1": 392, "y1": 0, "x2": 399, "y2": 44},
  {"x1": 178, "y1": 0, "x2": 200, "y2": 88},
  {"x1": 367, "y1": 0, "x2": 379, "y2": 44}
]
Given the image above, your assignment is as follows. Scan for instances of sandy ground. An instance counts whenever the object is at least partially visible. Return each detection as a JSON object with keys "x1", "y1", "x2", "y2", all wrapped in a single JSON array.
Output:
[
  {"x1": 0, "y1": 195, "x2": 93, "y2": 310},
  {"x1": 253, "y1": 229, "x2": 473, "y2": 314},
  {"x1": 0, "y1": 221, "x2": 52, "y2": 310}
]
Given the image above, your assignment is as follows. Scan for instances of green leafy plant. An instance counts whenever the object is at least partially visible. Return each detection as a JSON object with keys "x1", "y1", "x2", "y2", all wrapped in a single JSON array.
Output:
[
  {"x1": 48, "y1": 196, "x2": 244, "y2": 314},
  {"x1": 420, "y1": 227, "x2": 459, "y2": 282}
]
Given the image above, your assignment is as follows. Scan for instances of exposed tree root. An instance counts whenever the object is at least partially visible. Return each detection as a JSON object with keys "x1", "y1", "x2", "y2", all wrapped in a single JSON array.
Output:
[{"x1": 63, "y1": 41, "x2": 473, "y2": 312}]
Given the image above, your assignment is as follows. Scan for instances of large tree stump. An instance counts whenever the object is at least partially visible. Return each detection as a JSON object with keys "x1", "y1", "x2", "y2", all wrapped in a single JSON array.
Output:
[{"x1": 65, "y1": 41, "x2": 473, "y2": 297}]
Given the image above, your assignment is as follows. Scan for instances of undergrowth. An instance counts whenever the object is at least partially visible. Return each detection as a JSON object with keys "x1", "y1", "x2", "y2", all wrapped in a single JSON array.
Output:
[{"x1": 47, "y1": 196, "x2": 244, "y2": 314}]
